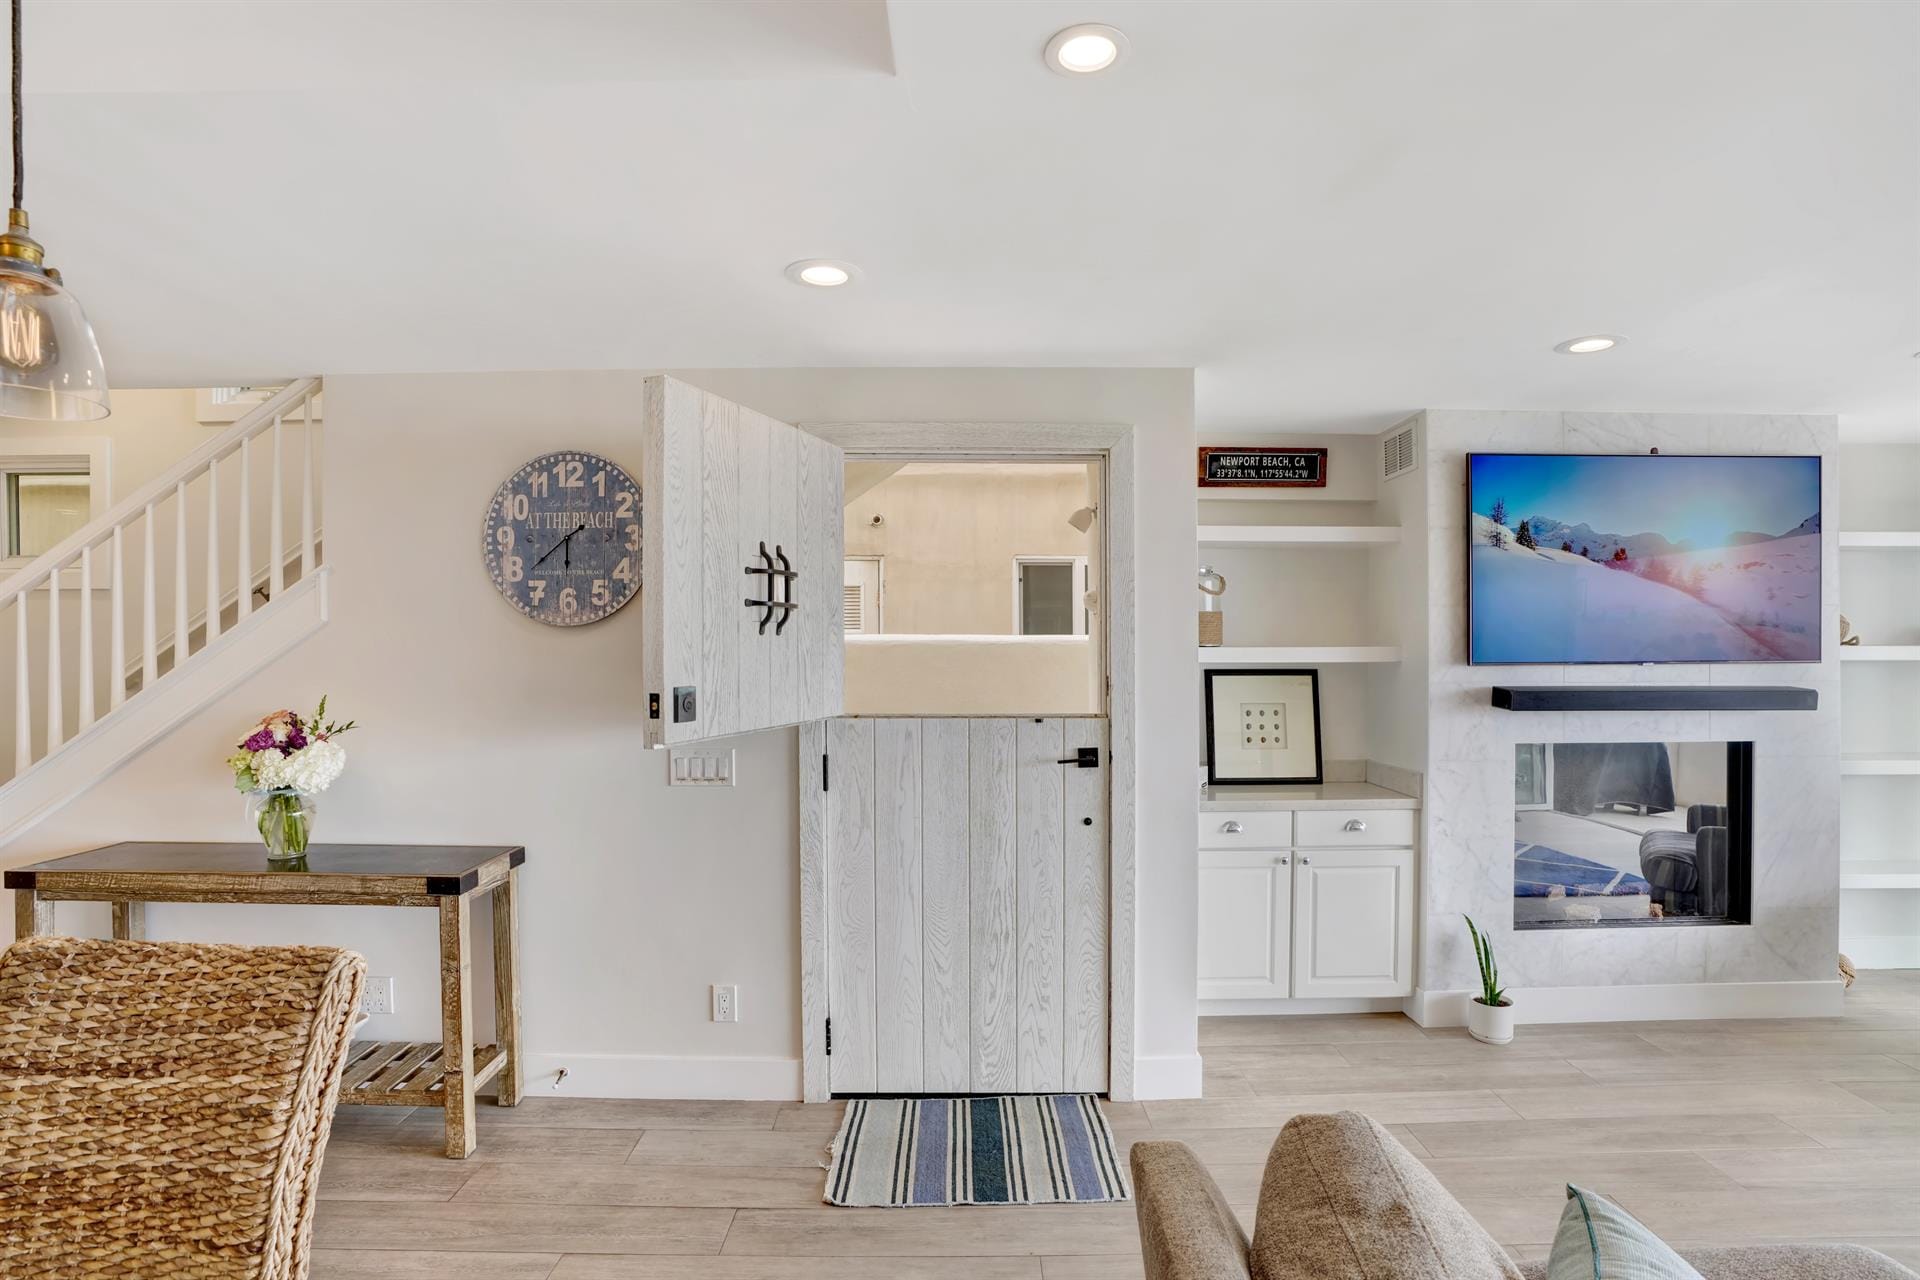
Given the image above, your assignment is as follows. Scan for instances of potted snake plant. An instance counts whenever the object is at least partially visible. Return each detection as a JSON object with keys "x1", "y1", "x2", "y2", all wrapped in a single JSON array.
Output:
[{"x1": 1464, "y1": 916, "x2": 1514, "y2": 1045}]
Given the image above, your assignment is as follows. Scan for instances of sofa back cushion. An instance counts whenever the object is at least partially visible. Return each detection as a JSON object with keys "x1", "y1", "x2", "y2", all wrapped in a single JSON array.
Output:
[{"x1": 1251, "y1": 1110, "x2": 1523, "y2": 1280}]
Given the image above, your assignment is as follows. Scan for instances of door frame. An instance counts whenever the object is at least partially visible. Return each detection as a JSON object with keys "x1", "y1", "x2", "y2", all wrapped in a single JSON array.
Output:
[{"x1": 797, "y1": 422, "x2": 1137, "y2": 1102}]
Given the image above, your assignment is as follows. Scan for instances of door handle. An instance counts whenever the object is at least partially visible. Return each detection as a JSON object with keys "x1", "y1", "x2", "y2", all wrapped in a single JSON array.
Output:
[
  {"x1": 1056, "y1": 747, "x2": 1100, "y2": 768},
  {"x1": 1220, "y1": 820, "x2": 1243, "y2": 834},
  {"x1": 1343, "y1": 819, "x2": 1367, "y2": 832}
]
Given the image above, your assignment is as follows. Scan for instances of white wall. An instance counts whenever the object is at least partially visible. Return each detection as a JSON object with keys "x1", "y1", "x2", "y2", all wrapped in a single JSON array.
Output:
[
  {"x1": 0, "y1": 368, "x2": 1200, "y2": 1099},
  {"x1": 1415, "y1": 411, "x2": 1842, "y2": 1022}
]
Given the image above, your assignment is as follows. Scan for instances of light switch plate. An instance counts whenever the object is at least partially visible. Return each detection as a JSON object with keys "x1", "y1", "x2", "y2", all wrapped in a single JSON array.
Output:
[{"x1": 669, "y1": 747, "x2": 736, "y2": 787}]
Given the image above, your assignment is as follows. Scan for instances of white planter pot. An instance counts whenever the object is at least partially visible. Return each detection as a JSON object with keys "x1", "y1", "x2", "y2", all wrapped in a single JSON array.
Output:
[{"x1": 1467, "y1": 997, "x2": 1515, "y2": 1045}]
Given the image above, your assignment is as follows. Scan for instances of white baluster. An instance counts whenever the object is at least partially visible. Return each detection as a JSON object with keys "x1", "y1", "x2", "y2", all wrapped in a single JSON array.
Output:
[
  {"x1": 77, "y1": 544, "x2": 94, "y2": 732},
  {"x1": 174, "y1": 480, "x2": 189, "y2": 666},
  {"x1": 46, "y1": 565, "x2": 62, "y2": 753},
  {"x1": 269, "y1": 412, "x2": 284, "y2": 598},
  {"x1": 301, "y1": 395, "x2": 317, "y2": 574},
  {"x1": 14, "y1": 594, "x2": 29, "y2": 774},
  {"x1": 205, "y1": 462, "x2": 222, "y2": 644},
  {"x1": 236, "y1": 437, "x2": 252, "y2": 621},
  {"x1": 142, "y1": 503, "x2": 159, "y2": 689},
  {"x1": 109, "y1": 526, "x2": 126, "y2": 711}
]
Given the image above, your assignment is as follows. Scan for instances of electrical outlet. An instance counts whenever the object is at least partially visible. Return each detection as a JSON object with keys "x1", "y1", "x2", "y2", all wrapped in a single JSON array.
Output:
[
  {"x1": 361, "y1": 975, "x2": 396, "y2": 1017},
  {"x1": 711, "y1": 983, "x2": 739, "y2": 1023}
]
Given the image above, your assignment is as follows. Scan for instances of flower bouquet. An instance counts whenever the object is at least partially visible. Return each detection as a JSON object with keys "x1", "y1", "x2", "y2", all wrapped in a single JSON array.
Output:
[{"x1": 226, "y1": 697, "x2": 356, "y2": 862}]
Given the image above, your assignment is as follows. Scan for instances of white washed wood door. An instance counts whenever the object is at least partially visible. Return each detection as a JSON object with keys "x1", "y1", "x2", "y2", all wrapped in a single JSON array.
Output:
[
  {"x1": 642, "y1": 375, "x2": 844, "y2": 746},
  {"x1": 818, "y1": 716, "x2": 1109, "y2": 1096}
]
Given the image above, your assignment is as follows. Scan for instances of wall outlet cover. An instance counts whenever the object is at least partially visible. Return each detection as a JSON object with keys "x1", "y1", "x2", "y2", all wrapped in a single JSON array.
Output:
[
  {"x1": 361, "y1": 975, "x2": 396, "y2": 1017},
  {"x1": 711, "y1": 983, "x2": 739, "y2": 1023}
]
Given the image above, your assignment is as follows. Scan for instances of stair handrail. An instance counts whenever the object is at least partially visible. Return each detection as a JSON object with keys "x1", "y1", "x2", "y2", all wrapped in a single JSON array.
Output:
[{"x1": 0, "y1": 377, "x2": 321, "y2": 608}]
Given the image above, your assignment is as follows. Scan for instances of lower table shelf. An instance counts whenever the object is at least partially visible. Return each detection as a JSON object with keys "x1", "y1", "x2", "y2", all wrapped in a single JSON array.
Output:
[{"x1": 340, "y1": 1038, "x2": 505, "y2": 1107}]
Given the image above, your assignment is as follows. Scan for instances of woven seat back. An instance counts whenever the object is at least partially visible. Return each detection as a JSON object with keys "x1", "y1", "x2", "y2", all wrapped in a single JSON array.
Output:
[{"x1": 0, "y1": 936, "x2": 365, "y2": 1280}]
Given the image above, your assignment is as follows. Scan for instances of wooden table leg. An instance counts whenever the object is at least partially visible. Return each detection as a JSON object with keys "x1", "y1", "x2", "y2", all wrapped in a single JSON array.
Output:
[
  {"x1": 13, "y1": 887, "x2": 52, "y2": 938},
  {"x1": 491, "y1": 867, "x2": 523, "y2": 1107},
  {"x1": 439, "y1": 894, "x2": 477, "y2": 1159},
  {"x1": 111, "y1": 901, "x2": 144, "y2": 940}
]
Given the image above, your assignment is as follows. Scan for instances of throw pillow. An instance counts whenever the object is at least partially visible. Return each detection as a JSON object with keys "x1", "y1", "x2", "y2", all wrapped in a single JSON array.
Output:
[{"x1": 1548, "y1": 1184, "x2": 1704, "y2": 1280}]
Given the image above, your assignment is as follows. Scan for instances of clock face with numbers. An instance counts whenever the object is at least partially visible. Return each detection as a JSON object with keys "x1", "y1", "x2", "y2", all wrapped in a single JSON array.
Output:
[{"x1": 483, "y1": 450, "x2": 642, "y2": 626}]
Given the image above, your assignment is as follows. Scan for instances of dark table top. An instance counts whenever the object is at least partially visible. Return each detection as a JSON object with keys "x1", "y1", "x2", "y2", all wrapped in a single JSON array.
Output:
[{"x1": 4, "y1": 842, "x2": 525, "y2": 897}]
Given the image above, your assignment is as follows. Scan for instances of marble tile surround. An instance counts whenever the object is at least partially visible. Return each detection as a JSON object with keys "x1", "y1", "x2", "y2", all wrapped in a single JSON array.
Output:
[{"x1": 1420, "y1": 411, "x2": 1841, "y2": 994}]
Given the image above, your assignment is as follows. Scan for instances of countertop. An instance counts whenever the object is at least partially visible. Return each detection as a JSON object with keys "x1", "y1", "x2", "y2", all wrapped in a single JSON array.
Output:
[{"x1": 1199, "y1": 781, "x2": 1419, "y2": 811}]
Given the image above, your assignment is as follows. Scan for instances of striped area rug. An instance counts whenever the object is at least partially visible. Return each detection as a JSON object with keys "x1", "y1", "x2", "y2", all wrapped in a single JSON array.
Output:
[{"x1": 824, "y1": 1095, "x2": 1130, "y2": 1207}]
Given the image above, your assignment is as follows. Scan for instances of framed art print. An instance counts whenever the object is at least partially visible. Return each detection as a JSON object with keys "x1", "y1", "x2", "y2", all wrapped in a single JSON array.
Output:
[{"x1": 1204, "y1": 668, "x2": 1323, "y2": 785}]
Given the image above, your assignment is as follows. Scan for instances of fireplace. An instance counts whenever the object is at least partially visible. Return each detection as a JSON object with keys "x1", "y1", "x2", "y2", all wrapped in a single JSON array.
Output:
[{"x1": 1512, "y1": 741, "x2": 1753, "y2": 930}]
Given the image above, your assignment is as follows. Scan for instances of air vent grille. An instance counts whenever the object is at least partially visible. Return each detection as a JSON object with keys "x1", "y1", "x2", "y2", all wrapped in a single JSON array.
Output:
[
  {"x1": 843, "y1": 584, "x2": 864, "y2": 632},
  {"x1": 1382, "y1": 422, "x2": 1418, "y2": 481}
]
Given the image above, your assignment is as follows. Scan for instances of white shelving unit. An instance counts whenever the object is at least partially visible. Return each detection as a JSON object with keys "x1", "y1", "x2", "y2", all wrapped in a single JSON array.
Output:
[
  {"x1": 1835, "y1": 450, "x2": 1920, "y2": 971},
  {"x1": 1198, "y1": 525, "x2": 1400, "y2": 548},
  {"x1": 1840, "y1": 646, "x2": 1920, "y2": 661},
  {"x1": 1199, "y1": 645, "x2": 1402, "y2": 665}
]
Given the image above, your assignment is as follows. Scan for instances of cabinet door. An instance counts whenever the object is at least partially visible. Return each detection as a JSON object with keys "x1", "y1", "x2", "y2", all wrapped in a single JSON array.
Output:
[
  {"x1": 1197, "y1": 849, "x2": 1291, "y2": 1000},
  {"x1": 1290, "y1": 848, "x2": 1414, "y2": 998},
  {"x1": 643, "y1": 376, "x2": 845, "y2": 745}
]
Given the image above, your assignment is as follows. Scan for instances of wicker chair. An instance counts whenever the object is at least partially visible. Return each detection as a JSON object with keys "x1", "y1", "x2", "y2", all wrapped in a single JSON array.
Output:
[{"x1": 0, "y1": 935, "x2": 365, "y2": 1279}]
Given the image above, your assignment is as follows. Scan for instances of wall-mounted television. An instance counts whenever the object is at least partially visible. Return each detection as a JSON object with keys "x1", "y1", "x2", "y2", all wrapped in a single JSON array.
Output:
[{"x1": 1468, "y1": 454, "x2": 1821, "y2": 665}]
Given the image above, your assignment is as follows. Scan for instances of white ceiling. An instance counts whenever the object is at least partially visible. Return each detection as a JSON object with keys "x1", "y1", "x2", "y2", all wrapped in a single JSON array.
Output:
[{"x1": 19, "y1": 0, "x2": 1919, "y2": 436}]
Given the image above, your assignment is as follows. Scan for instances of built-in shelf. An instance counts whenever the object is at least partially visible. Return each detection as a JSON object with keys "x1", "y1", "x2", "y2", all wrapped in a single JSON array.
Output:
[
  {"x1": 1839, "y1": 531, "x2": 1920, "y2": 548},
  {"x1": 1198, "y1": 525, "x2": 1401, "y2": 548},
  {"x1": 1839, "y1": 861, "x2": 1920, "y2": 890},
  {"x1": 1490, "y1": 685, "x2": 1818, "y2": 712},
  {"x1": 1201, "y1": 646, "x2": 1401, "y2": 665},
  {"x1": 1840, "y1": 646, "x2": 1920, "y2": 662},
  {"x1": 1842, "y1": 754, "x2": 1920, "y2": 776}
]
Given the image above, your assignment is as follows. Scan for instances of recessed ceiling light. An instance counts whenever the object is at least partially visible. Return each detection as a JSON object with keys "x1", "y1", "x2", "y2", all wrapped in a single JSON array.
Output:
[
  {"x1": 1554, "y1": 335, "x2": 1624, "y2": 355},
  {"x1": 1045, "y1": 24, "x2": 1128, "y2": 75},
  {"x1": 785, "y1": 259, "x2": 855, "y2": 288}
]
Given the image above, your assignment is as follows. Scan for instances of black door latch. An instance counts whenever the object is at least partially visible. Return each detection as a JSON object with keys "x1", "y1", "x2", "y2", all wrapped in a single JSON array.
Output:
[{"x1": 1056, "y1": 746, "x2": 1100, "y2": 768}]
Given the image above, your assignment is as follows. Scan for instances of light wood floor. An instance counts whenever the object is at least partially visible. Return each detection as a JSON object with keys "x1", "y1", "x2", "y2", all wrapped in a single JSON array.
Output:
[{"x1": 311, "y1": 971, "x2": 1920, "y2": 1279}]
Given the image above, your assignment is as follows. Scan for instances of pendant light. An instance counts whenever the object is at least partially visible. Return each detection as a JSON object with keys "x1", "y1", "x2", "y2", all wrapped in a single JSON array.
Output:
[{"x1": 0, "y1": 0, "x2": 106, "y2": 420}]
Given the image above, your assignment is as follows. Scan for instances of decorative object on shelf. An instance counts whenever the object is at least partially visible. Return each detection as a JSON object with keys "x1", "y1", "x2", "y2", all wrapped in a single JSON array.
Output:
[
  {"x1": 0, "y1": 0, "x2": 109, "y2": 421},
  {"x1": 1203, "y1": 667, "x2": 1322, "y2": 785},
  {"x1": 1197, "y1": 446, "x2": 1327, "y2": 489},
  {"x1": 227, "y1": 697, "x2": 356, "y2": 864},
  {"x1": 483, "y1": 450, "x2": 641, "y2": 627},
  {"x1": 1840, "y1": 613, "x2": 1862, "y2": 646},
  {"x1": 1464, "y1": 915, "x2": 1514, "y2": 1045},
  {"x1": 1197, "y1": 564, "x2": 1226, "y2": 647}
]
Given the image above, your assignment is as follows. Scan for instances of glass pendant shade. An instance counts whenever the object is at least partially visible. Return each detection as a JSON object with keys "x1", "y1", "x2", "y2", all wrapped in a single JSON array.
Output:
[{"x1": 0, "y1": 261, "x2": 108, "y2": 420}]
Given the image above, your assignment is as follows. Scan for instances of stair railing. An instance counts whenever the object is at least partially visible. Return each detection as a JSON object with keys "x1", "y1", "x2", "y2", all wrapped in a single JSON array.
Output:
[{"x1": 0, "y1": 377, "x2": 322, "y2": 779}]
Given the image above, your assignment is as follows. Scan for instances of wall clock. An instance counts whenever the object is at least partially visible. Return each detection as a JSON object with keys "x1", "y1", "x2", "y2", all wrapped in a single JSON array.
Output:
[{"x1": 483, "y1": 450, "x2": 642, "y2": 626}]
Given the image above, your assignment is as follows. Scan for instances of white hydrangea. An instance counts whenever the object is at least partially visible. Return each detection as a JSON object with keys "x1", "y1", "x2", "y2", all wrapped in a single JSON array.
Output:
[{"x1": 251, "y1": 738, "x2": 348, "y2": 794}]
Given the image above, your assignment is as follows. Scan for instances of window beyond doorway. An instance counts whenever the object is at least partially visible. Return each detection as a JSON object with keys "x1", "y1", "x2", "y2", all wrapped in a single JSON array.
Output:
[
  {"x1": 2, "y1": 463, "x2": 90, "y2": 559},
  {"x1": 1014, "y1": 556, "x2": 1088, "y2": 636}
]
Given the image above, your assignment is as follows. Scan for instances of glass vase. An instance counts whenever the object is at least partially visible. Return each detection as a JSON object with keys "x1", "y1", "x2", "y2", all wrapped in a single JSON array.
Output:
[{"x1": 246, "y1": 789, "x2": 316, "y2": 864}]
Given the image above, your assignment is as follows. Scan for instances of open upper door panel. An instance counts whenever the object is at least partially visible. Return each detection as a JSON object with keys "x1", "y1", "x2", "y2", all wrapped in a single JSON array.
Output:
[{"x1": 642, "y1": 375, "x2": 845, "y2": 746}]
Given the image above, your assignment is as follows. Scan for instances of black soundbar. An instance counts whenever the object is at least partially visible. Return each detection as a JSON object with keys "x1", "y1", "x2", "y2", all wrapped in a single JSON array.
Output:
[{"x1": 1489, "y1": 685, "x2": 1818, "y2": 712}]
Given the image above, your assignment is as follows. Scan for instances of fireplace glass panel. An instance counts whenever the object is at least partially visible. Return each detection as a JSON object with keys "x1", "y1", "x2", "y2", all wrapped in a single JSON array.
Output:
[{"x1": 1512, "y1": 741, "x2": 1751, "y2": 930}]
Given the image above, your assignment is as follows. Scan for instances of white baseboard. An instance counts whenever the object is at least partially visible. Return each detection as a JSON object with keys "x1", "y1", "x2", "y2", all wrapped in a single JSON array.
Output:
[
  {"x1": 1132, "y1": 1053, "x2": 1204, "y2": 1100},
  {"x1": 1841, "y1": 936, "x2": 1920, "y2": 970},
  {"x1": 1200, "y1": 997, "x2": 1406, "y2": 1017},
  {"x1": 1405, "y1": 979, "x2": 1846, "y2": 1028},
  {"x1": 522, "y1": 1052, "x2": 802, "y2": 1101}
]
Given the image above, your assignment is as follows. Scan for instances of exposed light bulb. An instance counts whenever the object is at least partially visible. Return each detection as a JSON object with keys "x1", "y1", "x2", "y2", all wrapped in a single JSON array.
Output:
[{"x1": 0, "y1": 287, "x2": 51, "y2": 371}]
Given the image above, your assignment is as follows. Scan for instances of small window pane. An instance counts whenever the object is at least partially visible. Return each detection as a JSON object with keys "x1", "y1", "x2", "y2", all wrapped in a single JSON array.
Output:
[
  {"x1": 1019, "y1": 562, "x2": 1075, "y2": 635},
  {"x1": 11, "y1": 473, "x2": 88, "y2": 557}
]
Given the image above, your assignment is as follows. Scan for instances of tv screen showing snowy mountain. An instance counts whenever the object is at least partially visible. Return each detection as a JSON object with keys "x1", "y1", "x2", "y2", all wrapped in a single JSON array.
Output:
[{"x1": 1468, "y1": 454, "x2": 1821, "y2": 664}]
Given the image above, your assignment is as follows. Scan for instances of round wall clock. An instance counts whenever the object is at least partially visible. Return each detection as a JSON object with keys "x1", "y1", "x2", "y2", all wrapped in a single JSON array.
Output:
[{"x1": 482, "y1": 450, "x2": 642, "y2": 626}]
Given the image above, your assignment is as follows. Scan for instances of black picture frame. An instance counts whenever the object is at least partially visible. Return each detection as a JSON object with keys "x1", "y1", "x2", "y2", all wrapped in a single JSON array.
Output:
[{"x1": 1203, "y1": 668, "x2": 1323, "y2": 786}]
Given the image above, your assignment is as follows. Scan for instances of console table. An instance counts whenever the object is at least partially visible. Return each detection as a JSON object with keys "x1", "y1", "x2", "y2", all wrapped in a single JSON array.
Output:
[{"x1": 5, "y1": 842, "x2": 524, "y2": 1159}]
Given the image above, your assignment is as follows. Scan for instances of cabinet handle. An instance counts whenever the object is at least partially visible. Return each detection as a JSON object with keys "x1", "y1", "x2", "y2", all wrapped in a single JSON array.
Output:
[
  {"x1": 1343, "y1": 819, "x2": 1367, "y2": 832},
  {"x1": 1220, "y1": 821, "x2": 1243, "y2": 834},
  {"x1": 1298, "y1": 856, "x2": 1311, "y2": 865},
  {"x1": 1278, "y1": 856, "x2": 1289, "y2": 866}
]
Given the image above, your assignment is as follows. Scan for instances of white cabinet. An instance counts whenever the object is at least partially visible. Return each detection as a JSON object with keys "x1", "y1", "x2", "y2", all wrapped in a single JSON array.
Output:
[
  {"x1": 1290, "y1": 848, "x2": 1414, "y2": 998},
  {"x1": 1198, "y1": 807, "x2": 1416, "y2": 1002},
  {"x1": 642, "y1": 376, "x2": 845, "y2": 746},
  {"x1": 1197, "y1": 850, "x2": 1292, "y2": 999}
]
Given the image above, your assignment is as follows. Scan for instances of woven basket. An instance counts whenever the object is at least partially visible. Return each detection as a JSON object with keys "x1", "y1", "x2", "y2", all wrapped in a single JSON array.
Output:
[{"x1": 0, "y1": 936, "x2": 365, "y2": 1279}]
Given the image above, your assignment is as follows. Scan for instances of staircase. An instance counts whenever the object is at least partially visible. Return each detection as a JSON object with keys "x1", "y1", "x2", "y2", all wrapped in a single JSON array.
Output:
[{"x1": 0, "y1": 378, "x2": 329, "y2": 845}]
